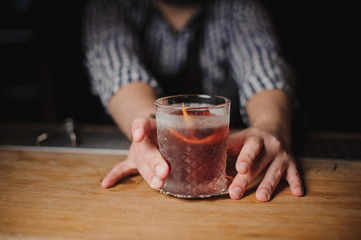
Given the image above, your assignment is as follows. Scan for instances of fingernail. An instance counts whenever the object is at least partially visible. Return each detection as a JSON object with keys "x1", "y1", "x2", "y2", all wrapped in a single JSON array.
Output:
[
  {"x1": 150, "y1": 176, "x2": 162, "y2": 189},
  {"x1": 133, "y1": 129, "x2": 142, "y2": 142},
  {"x1": 259, "y1": 189, "x2": 270, "y2": 201},
  {"x1": 230, "y1": 187, "x2": 243, "y2": 199},
  {"x1": 295, "y1": 187, "x2": 304, "y2": 196},
  {"x1": 155, "y1": 165, "x2": 165, "y2": 178},
  {"x1": 239, "y1": 162, "x2": 249, "y2": 174},
  {"x1": 101, "y1": 178, "x2": 110, "y2": 188},
  {"x1": 100, "y1": 179, "x2": 107, "y2": 188}
]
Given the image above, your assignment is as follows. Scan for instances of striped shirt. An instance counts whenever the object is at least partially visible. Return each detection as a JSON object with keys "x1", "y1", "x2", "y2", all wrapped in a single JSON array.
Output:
[{"x1": 83, "y1": 0, "x2": 295, "y2": 125}]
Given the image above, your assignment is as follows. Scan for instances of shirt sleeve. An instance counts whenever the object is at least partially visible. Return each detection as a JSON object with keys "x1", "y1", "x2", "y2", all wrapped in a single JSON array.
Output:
[
  {"x1": 226, "y1": 0, "x2": 296, "y2": 124},
  {"x1": 83, "y1": 0, "x2": 161, "y2": 110}
]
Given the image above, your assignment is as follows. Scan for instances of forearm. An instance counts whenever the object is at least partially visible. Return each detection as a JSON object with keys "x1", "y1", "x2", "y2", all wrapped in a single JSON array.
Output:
[
  {"x1": 246, "y1": 89, "x2": 293, "y2": 147},
  {"x1": 108, "y1": 82, "x2": 157, "y2": 140}
]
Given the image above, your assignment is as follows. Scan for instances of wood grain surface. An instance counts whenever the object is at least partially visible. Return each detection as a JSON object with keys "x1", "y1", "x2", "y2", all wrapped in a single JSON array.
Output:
[{"x1": 0, "y1": 149, "x2": 360, "y2": 240}]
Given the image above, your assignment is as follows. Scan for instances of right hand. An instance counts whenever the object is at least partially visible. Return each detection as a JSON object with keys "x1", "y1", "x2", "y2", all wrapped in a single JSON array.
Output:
[{"x1": 101, "y1": 117, "x2": 169, "y2": 189}]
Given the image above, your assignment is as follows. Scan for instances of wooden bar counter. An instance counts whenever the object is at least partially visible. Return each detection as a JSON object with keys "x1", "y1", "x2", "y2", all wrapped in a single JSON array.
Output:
[{"x1": 1, "y1": 148, "x2": 361, "y2": 239}]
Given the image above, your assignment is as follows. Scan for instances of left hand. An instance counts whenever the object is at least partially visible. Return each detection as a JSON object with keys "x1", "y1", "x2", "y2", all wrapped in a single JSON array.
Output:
[
  {"x1": 101, "y1": 117, "x2": 169, "y2": 189},
  {"x1": 227, "y1": 127, "x2": 304, "y2": 201}
]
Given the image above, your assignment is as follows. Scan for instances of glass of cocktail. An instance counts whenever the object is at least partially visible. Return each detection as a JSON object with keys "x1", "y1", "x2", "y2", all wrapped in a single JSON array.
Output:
[{"x1": 155, "y1": 94, "x2": 231, "y2": 198}]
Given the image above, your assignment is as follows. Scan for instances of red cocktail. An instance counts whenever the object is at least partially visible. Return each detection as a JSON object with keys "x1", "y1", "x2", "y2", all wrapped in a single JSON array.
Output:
[{"x1": 155, "y1": 95, "x2": 230, "y2": 198}]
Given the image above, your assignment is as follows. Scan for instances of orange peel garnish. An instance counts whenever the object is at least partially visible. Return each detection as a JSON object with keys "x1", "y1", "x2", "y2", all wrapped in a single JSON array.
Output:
[
  {"x1": 182, "y1": 102, "x2": 189, "y2": 116},
  {"x1": 167, "y1": 127, "x2": 220, "y2": 145},
  {"x1": 182, "y1": 102, "x2": 194, "y2": 128}
]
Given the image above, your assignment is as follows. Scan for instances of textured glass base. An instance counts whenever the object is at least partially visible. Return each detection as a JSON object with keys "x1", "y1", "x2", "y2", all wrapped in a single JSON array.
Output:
[
  {"x1": 157, "y1": 175, "x2": 232, "y2": 199},
  {"x1": 158, "y1": 187, "x2": 229, "y2": 199}
]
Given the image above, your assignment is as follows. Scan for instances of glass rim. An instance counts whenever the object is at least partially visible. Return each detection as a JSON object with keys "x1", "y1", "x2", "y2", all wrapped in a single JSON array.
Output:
[{"x1": 154, "y1": 94, "x2": 231, "y2": 110}]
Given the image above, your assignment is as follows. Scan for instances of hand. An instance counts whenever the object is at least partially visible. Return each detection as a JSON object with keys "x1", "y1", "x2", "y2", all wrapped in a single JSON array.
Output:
[
  {"x1": 101, "y1": 117, "x2": 169, "y2": 189},
  {"x1": 227, "y1": 127, "x2": 304, "y2": 201}
]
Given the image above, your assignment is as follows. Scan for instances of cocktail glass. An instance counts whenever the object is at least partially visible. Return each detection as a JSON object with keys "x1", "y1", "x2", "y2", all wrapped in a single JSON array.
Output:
[{"x1": 155, "y1": 94, "x2": 231, "y2": 198}]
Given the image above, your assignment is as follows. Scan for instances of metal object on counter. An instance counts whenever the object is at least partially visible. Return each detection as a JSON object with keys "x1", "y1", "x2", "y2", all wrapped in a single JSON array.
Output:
[
  {"x1": 0, "y1": 122, "x2": 130, "y2": 152},
  {"x1": 36, "y1": 132, "x2": 48, "y2": 146},
  {"x1": 33, "y1": 118, "x2": 77, "y2": 147},
  {"x1": 64, "y1": 118, "x2": 77, "y2": 147}
]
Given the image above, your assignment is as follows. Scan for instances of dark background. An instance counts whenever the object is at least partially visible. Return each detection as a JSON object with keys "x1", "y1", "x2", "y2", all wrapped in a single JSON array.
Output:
[{"x1": 1, "y1": 0, "x2": 359, "y2": 133}]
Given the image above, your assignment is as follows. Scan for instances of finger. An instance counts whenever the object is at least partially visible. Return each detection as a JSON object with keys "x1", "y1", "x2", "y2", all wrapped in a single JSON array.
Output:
[
  {"x1": 135, "y1": 149, "x2": 164, "y2": 189},
  {"x1": 236, "y1": 136, "x2": 263, "y2": 174},
  {"x1": 255, "y1": 157, "x2": 286, "y2": 202},
  {"x1": 229, "y1": 172, "x2": 252, "y2": 200},
  {"x1": 284, "y1": 162, "x2": 304, "y2": 197},
  {"x1": 227, "y1": 131, "x2": 248, "y2": 157},
  {"x1": 101, "y1": 159, "x2": 138, "y2": 188},
  {"x1": 136, "y1": 136, "x2": 169, "y2": 179},
  {"x1": 229, "y1": 150, "x2": 270, "y2": 200},
  {"x1": 132, "y1": 117, "x2": 167, "y2": 179},
  {"x1": 132, "y1": 118, "x2": 150, "y2": 143}
]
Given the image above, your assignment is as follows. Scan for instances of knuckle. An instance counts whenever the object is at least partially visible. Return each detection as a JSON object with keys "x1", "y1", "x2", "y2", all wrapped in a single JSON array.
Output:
[
  {"x1": 268, "y1": 170, "x2": 280, "y2": 189},
  {"x1": 270, "y1": 136, "x2": 282, "y2": 151},
  {"x1": 263, "y1": 183, "x2": 274, "y2": 193},
  {"x1": 233, "y1": 175, "x2": 250, "y2": 190},
  {"x1": 249, "y1": 135, "x2": 262, "y2": 147},
  {"x1": 245, "y1": 152, "x2": 253, "y2": 162},
  {"x1": 239, "y1": 175, "x2": 250, "y2": 187},
  {"x1": 289, "y1": 178, "x2": 301, "y2": 187},
  {"x1": 238, "y1": 150, "x2": 253, "y2": 166},
  {"x1": 139, "y1": 166, "x2": 155, "y2": 184},
  {"x1": 264, "y1": 179, "x2": 278, "y2": 194},
  {"x1": 249, "y1": 127, "x2": 262, "y2": 136},
  {"x1": 137, "y1": 143, "x2": 163, "y2": 172},
  {"x1": 273, "y1": 167, "x2": 282, "y2": 179}
]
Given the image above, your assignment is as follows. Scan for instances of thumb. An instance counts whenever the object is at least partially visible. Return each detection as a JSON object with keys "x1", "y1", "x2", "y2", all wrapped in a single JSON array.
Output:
[{"x1": 101, "y1": 158, "x2": 138, "y2": 188}]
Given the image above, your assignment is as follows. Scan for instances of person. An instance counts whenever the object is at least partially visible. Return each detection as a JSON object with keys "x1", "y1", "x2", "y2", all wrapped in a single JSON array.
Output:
[{"x1": 83, "y1": 0, "x2": 304, "y2": 202}]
